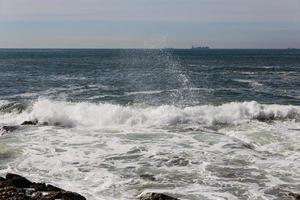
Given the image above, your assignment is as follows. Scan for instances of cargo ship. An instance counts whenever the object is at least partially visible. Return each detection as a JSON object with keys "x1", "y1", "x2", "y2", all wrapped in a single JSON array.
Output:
[{"x1": 191, "y1": 46, "x2": 210, "y2": 50}]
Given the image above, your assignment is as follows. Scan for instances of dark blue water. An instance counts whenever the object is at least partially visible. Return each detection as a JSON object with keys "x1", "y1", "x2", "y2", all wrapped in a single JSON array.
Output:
[{"x1": 1, "y1": 49, "x2": 299, "y2": 105}]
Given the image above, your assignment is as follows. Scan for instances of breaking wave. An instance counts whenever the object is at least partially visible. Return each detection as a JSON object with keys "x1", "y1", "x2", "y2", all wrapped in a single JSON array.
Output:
[{"x1": 1, "y1": 99, "x2": 300, "y2": 128}]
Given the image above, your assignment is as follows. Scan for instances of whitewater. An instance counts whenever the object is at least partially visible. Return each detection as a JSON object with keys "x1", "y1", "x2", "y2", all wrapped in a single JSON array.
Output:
[
  {"x1": 0, "y1": 49, "x2": 300, "y2": 199},
  {"x1": 1, "y1": 99, "x2": 300, "y2": 128}
]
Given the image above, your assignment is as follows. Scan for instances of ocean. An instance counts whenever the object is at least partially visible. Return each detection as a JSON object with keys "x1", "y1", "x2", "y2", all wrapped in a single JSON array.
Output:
[{"x1": 0, "y1": 49, "x2": 299, "y2": 199}]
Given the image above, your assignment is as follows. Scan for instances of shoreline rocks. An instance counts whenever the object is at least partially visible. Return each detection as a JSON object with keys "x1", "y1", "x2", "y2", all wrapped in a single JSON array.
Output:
[
  {"x1": 0, "y1": 173, "x2": 86, "y2": 200},
  {"x1": 21, "y1": 120, "x2": 38, "y2": 126},
  {"x1": 138, "y1": 192, "x2": 179, "y2": 200},
  {"x1": 289, "y1": 192, "x2": 300, "y2": 200},
  {"x1": 0, "y1": 173, "x2": 298, "y2": 199},
  {"x1": 1, "y1": 120, "x2": 38, "y2": 135},
  {"x1": 0, "y1": 126, "x2": 19, "y2": 134},
  {"x1": 0, "y1": 172, "x2": 182, "y2": 200}
]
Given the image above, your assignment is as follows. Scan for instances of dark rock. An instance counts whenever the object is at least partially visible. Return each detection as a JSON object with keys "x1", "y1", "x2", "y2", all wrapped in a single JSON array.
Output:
[
  {"x1": 21, "y1": 120, "x2": 38, "y2": 125},
  {"x1": 46, "y1": 184, "x2": 63, "y2": 192},
  {"x1": 0, "y1": 173, "x2": 86, "y2": 200},
  {"x1": 1, "y1": 125, "x2": 19, "y2": 133},
  {"x1": 138, "y1": 192, "x2": 179, "y2": 200},
  {"x1": 43, "y1": 191, "x2": 62, "y2": 199},
  {"x1": 31, "y1": 183, "x2": 47, "y2": 191},
  {"x1": 41, "y1": 191, "x2": 86, "y2": 200},
  {"x1": 6, "y1": 173, "x2": 29, "y2": 181},
  {"x1": 140, "y1": 174, "x2": 156, "y2": 181},
  {"x1": 0, "y1": 180, "x2": 14, "y2": 188},
  {"x1": 0, "y1": 186, "x2": 30, "y2": 200},
  {"x1": 0, "y1": 176, "x2": 32, "y2": 188},
  {"x1": 5, "y1": 173, "x2": 32, "y2": 188},
  {"x1": 256, "y1": 113, "x2": 275, "y2": 122},
  {"x1": 289, "y1": 192, "x2": 300, "y2": 200},
  {"x1": 61, "y1": 191, "x2": 87, "y2": 200},
  {"x1": 31, "y1": 191, "x2": 43, "y2": 199}
]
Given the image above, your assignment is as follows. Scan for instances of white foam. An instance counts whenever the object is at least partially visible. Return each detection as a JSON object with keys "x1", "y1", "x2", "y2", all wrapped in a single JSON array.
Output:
[
  {"x1": 125, "y1": 90, "x2": 164, "y2": 96},
  {"x1": 48, "y1": 74, "x2": 87, "y2": 81},
  {"x1": 233, "y1": 79, "x2": 263, "y2": 87},
  {"x1": 0, "y1": 100, "x2": 9, "y2": 106},
  {"x1": 1, "y1": 98, "x2": 300, "y2": 200},
  {"x1": 240, "y1": 72, "x2": 255, "y2": 75},
  {"x1": 7, "y1": 99, "x2": 300, "y2": 128}
]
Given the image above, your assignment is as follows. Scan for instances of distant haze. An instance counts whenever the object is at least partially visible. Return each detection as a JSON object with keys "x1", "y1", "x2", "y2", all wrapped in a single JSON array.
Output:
[{"x1": 0, "y1": 0, "x2": 300, "y2": 48}]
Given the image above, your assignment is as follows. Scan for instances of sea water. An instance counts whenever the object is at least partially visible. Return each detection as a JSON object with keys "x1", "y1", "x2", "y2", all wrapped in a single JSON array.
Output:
[{"x1": 0, "y1": 49, "x2": 299, "y2": 199}]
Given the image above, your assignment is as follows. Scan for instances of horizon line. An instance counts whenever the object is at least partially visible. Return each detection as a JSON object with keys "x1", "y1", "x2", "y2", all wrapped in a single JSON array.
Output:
[{"x1": 0, "y1": 47, "x2": 299, "y2": 50}]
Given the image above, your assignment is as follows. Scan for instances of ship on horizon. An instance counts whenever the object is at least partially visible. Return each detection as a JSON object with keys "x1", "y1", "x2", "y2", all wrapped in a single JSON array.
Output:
[{"x1": 191, "y1": 45, "x2": 210, "y2": 50}]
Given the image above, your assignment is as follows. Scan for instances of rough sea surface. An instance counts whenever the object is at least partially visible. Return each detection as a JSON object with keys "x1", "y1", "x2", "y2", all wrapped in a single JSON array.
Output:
[{"x1": 0, "y1": 49, "x2": 299, "y2": 200}]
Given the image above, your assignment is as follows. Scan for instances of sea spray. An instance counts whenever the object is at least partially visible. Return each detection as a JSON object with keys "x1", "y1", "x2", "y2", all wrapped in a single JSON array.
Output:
[{"x1": 119, "y1": 49, "x2": 198, "y2": 106}]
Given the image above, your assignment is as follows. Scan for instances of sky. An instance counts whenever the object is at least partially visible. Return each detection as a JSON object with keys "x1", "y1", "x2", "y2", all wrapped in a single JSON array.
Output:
[{"x1": 0, "y1": 0, "x2": 300, "y2": 48}]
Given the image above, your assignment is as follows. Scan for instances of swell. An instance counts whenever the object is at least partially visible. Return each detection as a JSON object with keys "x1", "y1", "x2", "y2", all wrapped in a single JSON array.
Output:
[{"x1": 1, "y1": 99, "x2": 300, "y2": 128}]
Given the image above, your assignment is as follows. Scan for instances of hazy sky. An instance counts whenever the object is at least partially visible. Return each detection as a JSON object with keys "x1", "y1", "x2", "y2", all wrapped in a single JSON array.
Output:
[{"x1": 0, "y1": 0, "x2": 300, "y2": 48}]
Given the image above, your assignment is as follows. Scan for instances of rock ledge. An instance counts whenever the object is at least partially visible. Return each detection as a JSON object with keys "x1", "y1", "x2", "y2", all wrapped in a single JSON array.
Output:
[{"x1": 0, "y1": 173, "x2": 86, "y2": 200}]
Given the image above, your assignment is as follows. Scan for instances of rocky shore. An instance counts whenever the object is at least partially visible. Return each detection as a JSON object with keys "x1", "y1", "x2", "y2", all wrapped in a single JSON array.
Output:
[
  {"x1": 0, "y1": 120, "x2": 39, "y2": 135},
  {"x1": 1, "y1": 171, "x2": 298, "y2": 200},
  {"x1": 0, "y1": 173, "x2": 86, "y2": 200},
  {"x1": 0, "y1": 173, "x2": 180, "y2": 200}
]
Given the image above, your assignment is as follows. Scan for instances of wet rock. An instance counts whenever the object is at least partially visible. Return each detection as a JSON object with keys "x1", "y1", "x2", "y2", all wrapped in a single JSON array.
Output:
[
  {"x1": 39, "y1": 191, "x2": 86, "y2": 200},
  {"x1": 6, "y1": 173, "x2": 29, "y2": 181},
  {"x1": 21, "y1": 120, "x2": 38, "y2": 125},
  {"x1": 0, "y1": 186, "x2": 30, "y2": 200},
  {"x1": 256, "y1": 113, "x2": 276, "y2": 122},
  {"x1": 61, "y1": 191, "x2": 87, "y2": 200},
  {"x1": 31, "y1": 191, "x2": 43, "y2": 199},
  {"x1": 6, "y1": 173, "x2": 32, "y2": 188},
  {"x1": 43, "y1": 191, "x2": 62, "y2": 199},
  {"x1": 0, "y1": 180, "x2": 14, "y2": 188},
  {"x1": 31, "y1": 183, "x2": 47, "y2": 191},
  {"x1": 138, "y1": 192, "x2": 179, "y2": 200},
  {"x1": 289, "y1": 192, "x2": 300, "y2": 200},
  {"x1": 264, "y1": 187, "x2": 299, "y2": 200},
  {"x1": 46, "y1": 184, "x2": 63, "y2": 192},
  {"x1": 46, "y1": 190, "x2": 86, "y2": 200},
  {"x1": 0, "y1": 125, "x2": 19, "y2": 134},
  {"x1": 140, "y1": 174, "x2": 156, "y2": 181},
  {"x1": 0, "y1": 173, "x2": 86, "y2": 200}
]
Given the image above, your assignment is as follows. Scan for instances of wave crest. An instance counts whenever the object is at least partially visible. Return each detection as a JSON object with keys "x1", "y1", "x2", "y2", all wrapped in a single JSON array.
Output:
[{"x1": 12, "y1": 99, "x2": 299, "y2": 128}]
